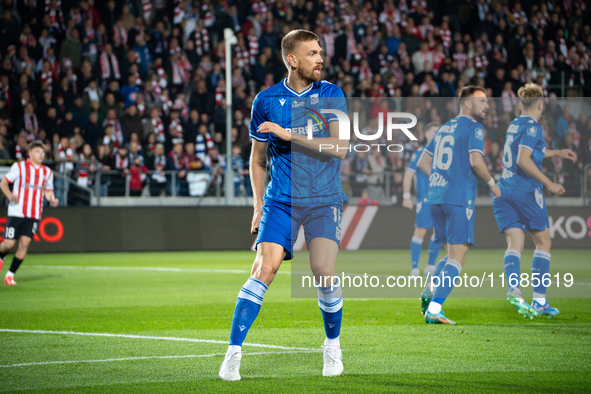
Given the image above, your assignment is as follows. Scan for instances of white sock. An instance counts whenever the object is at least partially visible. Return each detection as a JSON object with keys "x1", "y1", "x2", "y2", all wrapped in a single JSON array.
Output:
[
  {"x1": 225, "y1": 345, "x2": 242, "y2": 360},
  {"x1": 428, "y1": 301, "x2": 442, "y2": 314},
  {"x1": 6, "y1": 271, "x2": 14, "y2": 278},
  {"x1": 533, "y1": 297, "x2": 546, "y2": 305},
  {"x1": 324, "y1": 336, "x2": 340, "y2": 348}
]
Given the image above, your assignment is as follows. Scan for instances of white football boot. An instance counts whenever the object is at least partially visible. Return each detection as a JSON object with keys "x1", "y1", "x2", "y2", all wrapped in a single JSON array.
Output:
[
  {"x1": 322, "y1": 345, "x2": 344, "y2": 377},
  {"x1": 219, "y1": 351, "x2": 242, "y2": 381}
]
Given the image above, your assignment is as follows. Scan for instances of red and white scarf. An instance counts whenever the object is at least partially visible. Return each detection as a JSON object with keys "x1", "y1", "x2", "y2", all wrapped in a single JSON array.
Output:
[
  {"x1": 248, "y1": 35, "x2": 259, "y2": 65},
  {"x1": 194, "y1": 28, "x2": 210, "y2": 56},
  {"x1": 151, "y1": 116, "x2": 165, "y2": 142},
  {"x1": 24, "y1": 112, "x2": 39, "y2": 133},
  {"x1": 169, "y1": 119, "x2": 183, "y2": 137},
  {"x1": 113, "y1": 25, "x2": 128, "y2": 46},
  {"x1": 100, "y1": 52, "x2": 121, "y2": 79}
]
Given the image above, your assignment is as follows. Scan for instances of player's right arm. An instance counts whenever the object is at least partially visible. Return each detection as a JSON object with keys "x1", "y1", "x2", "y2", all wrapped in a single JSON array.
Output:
[
  {"x1": 0, "y1": 178, "x2": 17, "y2": 202},
  {"x1": 417, "y1": 138, "x2": 435, "y2": 177},
  {"x1": 249, "y1": 140, "x2": 267, "y2": 234},
  {"x1": 249, "y1": 92, "x2": 270, "y2": 235},
  {"x1": 516, "y1": 148, "x2": 564, "y2": 195},
  {"x1": 2, "y1": 163, "x2": 20, "y2": 203}
]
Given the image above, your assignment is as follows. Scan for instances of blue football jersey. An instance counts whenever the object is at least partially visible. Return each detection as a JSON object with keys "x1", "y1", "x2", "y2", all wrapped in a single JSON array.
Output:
[
  {"x1": 249, "y1": 78, "x2": 349, "y2": 206},
  {"x1": 498, "y1": 115, "x2": 545, "y2": 192},
  {"x1": 407, "y1": 147, "x2": 429, "y2": 202},
  {"x1": 424, "y1": 115, "x2": 485, "y2": 207}
]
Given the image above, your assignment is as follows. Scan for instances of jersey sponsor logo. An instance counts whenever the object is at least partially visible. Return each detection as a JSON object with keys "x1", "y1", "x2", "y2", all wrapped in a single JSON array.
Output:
[
  {"x1": 535, "y1": 188, "x2": 544, "y2": 209},
  {"x1": 279, "y1": 98, "x2": 286, "y2": 106},
  {"x1": 292, "y1": 100, "x2": 305, "y2": 108},
  {"x1": 24, "y1": 183, "x2": 44, "y2": 191},
  {"x1": 466, "y1": 208, "x2": 473, "y2": 220},
  {"x1": 501, "y1": 169, "x2": 515, "y2": 179},
  {"x1": 429, "y1": 173, "x2": 448, "y2": 187},
  {"x1": 475, "y1": 128, "x2": 484, "y2": 140}
]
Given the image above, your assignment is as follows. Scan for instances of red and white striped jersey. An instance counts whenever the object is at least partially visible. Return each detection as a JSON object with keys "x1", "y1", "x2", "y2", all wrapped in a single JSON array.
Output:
[{"x1": 4, "y1": 161, "x2": 54, "y2": 220}]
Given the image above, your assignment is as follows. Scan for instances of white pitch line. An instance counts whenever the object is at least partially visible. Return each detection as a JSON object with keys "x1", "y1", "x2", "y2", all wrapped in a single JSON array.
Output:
[
  {"x1": 0, "y1": 329, "x2": 320, "y2": 352},
  {"x1": 0, "y1": 350, "x2": 318, "y2": 368}
]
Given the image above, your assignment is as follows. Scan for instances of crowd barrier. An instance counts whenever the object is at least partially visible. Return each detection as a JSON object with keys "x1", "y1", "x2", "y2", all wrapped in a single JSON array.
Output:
[{"x1": 8, "y1": 206, "x2": 590, "y2": 253}]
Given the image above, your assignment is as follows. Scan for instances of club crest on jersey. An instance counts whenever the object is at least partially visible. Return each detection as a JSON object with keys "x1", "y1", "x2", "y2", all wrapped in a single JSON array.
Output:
[
  {"x1": 279, "y1": 99, "x2": 286, "y2": 106},
  {"x1": 310, "y1": 93, "x2": 319, "y2": 104},
  {"x1": 466, "y1": 208, "x2": 473, "y2": 220},
  {"x1": 535, "y1": 188, "x2": 544, "y2": 209},
  {"x1": 475, "y1": 128, "x2": 484, "y2": 140},
  {"x1": 527, "y1": 126, "x2": 537, "y2": 137}
]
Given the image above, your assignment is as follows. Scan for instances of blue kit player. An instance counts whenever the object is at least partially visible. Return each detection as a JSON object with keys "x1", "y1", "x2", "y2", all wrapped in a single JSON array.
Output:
[
  {"x1": 219, "y1": 30, "x2": 349, "y2": 381},
  {"x1": 493, "y1": 83, "x2": 576, "y2": 319},
  {"x1": 402, "y1": 122, "x2": 446, "y2": 278},
  {"x1": 417, "y1": 86, "x2": 501, "y2": 324}
]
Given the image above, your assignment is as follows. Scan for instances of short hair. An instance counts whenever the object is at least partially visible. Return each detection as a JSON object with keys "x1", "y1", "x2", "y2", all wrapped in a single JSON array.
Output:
[
  {"x1": 517, "y1": 83, "x2": 543, "y2": 108},
  {"x1": 458, "y1": 86, "x2": 487, "y2": 106},
  {"x1": 424, "y1": 122, "x2": 441, "y2": 131},
  {"x1": 27, "y1": 140, "x2": 45, "y2": 151},
  {"x1": 281, "y1": 29, "x2": 319, "y2": 68}
]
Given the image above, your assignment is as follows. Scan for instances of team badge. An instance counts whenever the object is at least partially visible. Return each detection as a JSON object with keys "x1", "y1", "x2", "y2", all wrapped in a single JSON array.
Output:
[
  {"x1": 475, "y1": 128, "x2": 484, "y2": 140},
  {"x1": 527, "y1": 126, "x2": 537, "y2": 137},
  {"x1": 535, "y1": 188, "x2": 544, "y2": 209},
  {"x1": 310, "y1": 93, "x2": 319, "y2": 104}
]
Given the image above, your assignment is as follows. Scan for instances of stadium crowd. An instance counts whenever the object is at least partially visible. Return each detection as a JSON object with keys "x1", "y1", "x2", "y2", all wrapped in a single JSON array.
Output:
[{"x1": 0, "y1": 0, "x2": 590, "y2": 201}]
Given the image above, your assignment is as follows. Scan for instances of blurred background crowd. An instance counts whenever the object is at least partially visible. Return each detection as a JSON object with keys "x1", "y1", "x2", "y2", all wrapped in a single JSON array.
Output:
[{"x1": 0, "y1": 0, "x2": 590, "y2": 203}]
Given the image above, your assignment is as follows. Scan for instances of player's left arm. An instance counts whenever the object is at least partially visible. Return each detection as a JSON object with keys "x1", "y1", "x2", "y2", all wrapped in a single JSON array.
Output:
[
  {"x1": 544, "y1": 148, "x2": 577, "y2": 162},
  {"x1": 44, "y1": 190, "x2": 59, "y2": 207},
  {"x1": 470, "y1": 152, "x2": 501, "y2": 198},
  {"x1": 44, "y1": 171, "x2": 59, "y2": 207}
]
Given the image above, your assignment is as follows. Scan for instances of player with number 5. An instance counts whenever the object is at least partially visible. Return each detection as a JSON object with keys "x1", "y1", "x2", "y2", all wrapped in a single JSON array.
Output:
[
  {"x1": 417, "y1": 86, "x2": 501, "y2": 324},
  {"x1": 0, "y1": 140, "x2": 58, "y2": 286},
  {"x1": 493, "y1": 83, "x2": 577, "y2": 319}
]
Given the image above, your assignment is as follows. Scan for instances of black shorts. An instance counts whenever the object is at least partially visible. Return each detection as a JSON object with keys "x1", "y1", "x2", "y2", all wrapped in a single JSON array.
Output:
[{"x1": 4, "y1": 217, "x2": 40, "y2": 240}]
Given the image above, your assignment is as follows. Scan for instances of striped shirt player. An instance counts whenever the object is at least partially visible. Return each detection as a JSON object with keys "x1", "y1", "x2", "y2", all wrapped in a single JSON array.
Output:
[
  {"x1": 0, "y1": 140, "x2": 58, "y2": 285},
  {"x1": 220, "y1": 30, "x2": 348, "y2": 382}
]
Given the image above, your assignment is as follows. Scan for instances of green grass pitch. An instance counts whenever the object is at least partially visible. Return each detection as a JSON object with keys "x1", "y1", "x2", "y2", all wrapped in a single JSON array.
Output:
[{"x1": 0, "y1": 250, "x2": 590, "y2": 393}]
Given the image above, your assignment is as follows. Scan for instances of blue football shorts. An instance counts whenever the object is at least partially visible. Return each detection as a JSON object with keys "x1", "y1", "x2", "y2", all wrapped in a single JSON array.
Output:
[
  {"x1": 415, "y1": 197, "x2": 434, "y2": 229},
  {"x1": 255, "y1": 200, "x2": 343, "y2": 260},
  {"x1": 493, "y1": 186, "x2": 549, "y2": 234},
  {"x1": 430, "y1": 203, "x2": 475, "y2": 246}
]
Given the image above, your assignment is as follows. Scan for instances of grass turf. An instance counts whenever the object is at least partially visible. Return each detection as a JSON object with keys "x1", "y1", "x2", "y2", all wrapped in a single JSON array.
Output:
[{"x1": 0, "y1": 250, "x2": 590, "y2": 393}]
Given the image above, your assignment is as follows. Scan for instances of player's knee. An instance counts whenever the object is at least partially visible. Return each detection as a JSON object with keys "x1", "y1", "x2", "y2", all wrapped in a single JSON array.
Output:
[
  {"x1": 251, "y1": 257, "x2": 280, "y2": 283},
  {"x1": 2, "y1": 240, "x2": 15, "y2": 250}
]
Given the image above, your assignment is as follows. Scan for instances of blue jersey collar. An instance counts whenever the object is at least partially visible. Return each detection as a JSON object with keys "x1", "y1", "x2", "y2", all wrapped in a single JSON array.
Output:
[{"x1": 283, "y1": 78, "x2": 314, "y2": 97}]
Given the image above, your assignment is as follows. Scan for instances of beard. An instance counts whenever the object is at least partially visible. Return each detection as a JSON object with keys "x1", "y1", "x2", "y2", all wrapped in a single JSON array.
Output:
[
  {"x1": 471, "y1": 107, "x2": 487, "y2": 122},
  {"x1": 297, "y1": 65, "x2": 322, "y2": 84}
]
